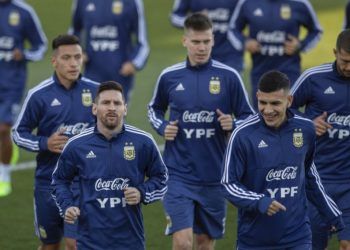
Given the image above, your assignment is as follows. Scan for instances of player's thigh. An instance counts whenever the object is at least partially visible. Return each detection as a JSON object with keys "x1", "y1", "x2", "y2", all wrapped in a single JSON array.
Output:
[
  {"x1": 307, "y1": 201, "x2": 329, "y2": 250},
  {"x1": 0, "y1": 96, "x2": 20, "y2": 125},
  {"x1": 163, "y1": 180, "x2": 195, "y2": 235},
  {"x1": 193, "y1": 185, "x2": 226, "y2": 239},
  {"x1": 333, "y1": 184, "x2": 350, "y2": 242},
  {"x1": 34, "y1": 188, "x2": 63, "y2": 244}
]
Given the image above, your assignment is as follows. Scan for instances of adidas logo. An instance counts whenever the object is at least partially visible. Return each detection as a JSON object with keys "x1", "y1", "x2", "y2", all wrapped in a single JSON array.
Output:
[
  {"x1": 51, "y1": 98, "x2": 61, "y2": 106},
  {"x1": 253, "y1": 8, "x2": 263, "y2": 16},
  {"x1": 258, "y1": 140, "x2": 268, "y2": 148},
  {"x1": 324, "y1": 86, "x2": 335, "y2": 94},
  {"x1": 175, "y1": 83, "x2": 185, "y2": 91},
  {"x1": 86, "y1": 3, "x2": 95, "y2": 11},
  {"x1": 86, "y1": 150, "x2": 96, "y2": 158}
]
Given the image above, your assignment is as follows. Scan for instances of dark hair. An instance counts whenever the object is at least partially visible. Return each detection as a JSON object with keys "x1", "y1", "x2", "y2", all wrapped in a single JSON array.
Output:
[
  {"x1": 336, "y1": 29, "x2": 350, "y2": 53},
  {"x1": 95, "y1": 81, "x2": 124, "y2": 102},
  {"x1": 258, "y1": 70, "x2": 290, "y2": 93},
  {"x1": 52, "y1": 34, "x2": 80, "y2": 50},
  {"x1": 184, "y1": 13, "x2": 212, "y2": 32}
]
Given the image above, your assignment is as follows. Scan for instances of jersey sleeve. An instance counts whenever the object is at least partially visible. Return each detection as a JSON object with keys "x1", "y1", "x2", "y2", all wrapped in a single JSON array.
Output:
[
  {"x1": 147, "y1": 72, "x2": 170, "y2": 136},
  {"x1": 170, "y1": 0, "x2": 190, "y2": 28},
  {"x1": 12, "y1": 91, "x2": 48, "y2": 152},
  {"x1": 68, "y1": 0, "x2": 84, "y2": 37},
  {"x1": 22, "y1": 5, "x2": 47, "y2": 61},
  {"x1": 136, "y1": 136, "x2": 168, "y2": 204},
  {"x1": 129, "y1": 0, "x2": 150, "y2": 70},
  {"x1": 51, "y1": 146, "x2": 79, "y2": 216},
  {"x1": 290, "y1": 70, "x2": 312, "y2": 116},
  {"x1": 227, "y1": 0, "x2": 247, "y2": 51}
]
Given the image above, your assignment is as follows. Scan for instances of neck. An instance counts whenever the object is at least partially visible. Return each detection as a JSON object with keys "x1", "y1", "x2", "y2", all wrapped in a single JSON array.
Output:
[
  {"x1": 97, "y1": 122, "x2": 123, "y2": 140},
  {"x1": 56, "y1": 74, "x2": 75, "y2": 90}
]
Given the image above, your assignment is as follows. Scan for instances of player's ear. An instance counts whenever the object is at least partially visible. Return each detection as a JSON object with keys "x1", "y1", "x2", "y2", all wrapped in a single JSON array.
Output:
[
  {"x1": 92, "y1": 103, "x2": 97, "y2": 116},
  {"x1": 124, "y1": 104, "x2": 127, "y2": 116}
]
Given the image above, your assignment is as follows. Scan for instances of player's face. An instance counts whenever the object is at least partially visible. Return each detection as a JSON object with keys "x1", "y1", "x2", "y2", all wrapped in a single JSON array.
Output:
[
  {"x1": 335, "y1": 48, "x2": 350, "y2": 78},
  {"x1": 257, "y1": 89, "x2": 292, "y2": 129},
  {"x1": 183, "y1": 28, "x2": 213, "y2": 66},
  {"x1": 52, "y1": 44, "x2": 83, "y2": 86},
  {"x1": 93, "y1": 90, "x2": 126, "y2": 131}
]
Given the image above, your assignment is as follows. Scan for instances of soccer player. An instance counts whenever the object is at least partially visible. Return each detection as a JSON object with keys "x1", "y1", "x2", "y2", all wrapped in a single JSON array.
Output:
[
  {"x1": 0, "y1": 0, "x2": 47, "y2": 196},
  {"x1": 148, "y1": 13, "x2": 254, "y2": 250},
  {"x1": 228, "y1": 0, "x2": 322, "y2": 108},
  {"x1": 69, "y1": 0, "x2": 149, "y2": 102},
  {"x1": 170, "y1": 0, "x2": 243, "y2": 71},
  {"x1": 12, "y1": 34, "x2": 99, "y2": 250},
  {"x1": 222, "y1": 70, "x2": 344, "y2": 250},
  {"x1": 291, "y1": 30, "x2": 350, "y2": 250},
  {"x1": 52, "y1": 81, "x2": 168, "y2": 250}
]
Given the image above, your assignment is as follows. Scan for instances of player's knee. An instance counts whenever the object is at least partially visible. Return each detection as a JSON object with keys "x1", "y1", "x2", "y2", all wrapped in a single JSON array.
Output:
[
  {"x1": 196, "y1": 234, "x2": 215, "y2": 250},
  {"x1": 173, "y1": 231, "x2": 192, "y2": 250},
  {"x1": 339, "y1": 240, "x2": 350, "y2": 250}
]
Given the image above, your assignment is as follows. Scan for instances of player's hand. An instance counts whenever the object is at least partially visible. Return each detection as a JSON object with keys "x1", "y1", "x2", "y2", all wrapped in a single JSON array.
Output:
[
  {"x1": 124, "y1": 187, "x2": 141, "y2": 205},
  {"x1": 284, "y1": 35, "x2": 300, "y2": 55},
  {"x1": 12, "y1": 48, "x2": 24, "y2": 61},
  {"x1": 216, "y1": 109, "x2": 233, "y2": 131},
  {"x1": 47, "y1": 129, "x2": 69, "y2": 153},
  {"x1": 267, "y1": 200, "x2": 286, "y2": 216},
  {"x1": 313, "y1": 112, "x2": 332, "y2": 136},
  {"x1": 65, "y1": 206, "x2": 80, "y2": 224},
  {"x1": 245, "y1": 39, "x2": 261, "y2": 54},
  {"x1": 119, "y1": 61, "x2": 136, "y2": 77},
  {"x1": 164, "y1": 120, "x2": 179, "y2": 141}
]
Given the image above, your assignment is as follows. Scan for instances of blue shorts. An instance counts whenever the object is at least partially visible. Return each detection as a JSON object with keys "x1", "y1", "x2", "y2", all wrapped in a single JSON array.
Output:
[
  {"x1": 308, "y1": 182, "x2": 350, "y2": 249},
  {"x1": 237, "y1": 243, "x2": 311, "y2": 250},
  {"x1": 0, "y1": 97, "x2": 20, "y2": 124},
  {"x1": 163, "y1": 179, "x2": 226, "y2": 239},
  {"x1": 34, "y1": 188, "x2": 77, "y2": 244}
]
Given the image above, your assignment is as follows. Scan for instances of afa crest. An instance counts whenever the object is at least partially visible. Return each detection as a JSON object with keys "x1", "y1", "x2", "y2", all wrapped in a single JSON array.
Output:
[
  {"x1": 280, "y1": 5, "x2": 291, "y2": 20},
  {"x1": 293, "y1": 129, "x2": 303, "y2": 148},
  {"x1": 82, "y1": 89, "x2": 92, "y2": 107},
  {"x1": 112, "y1": 1, "x2": 123, "y2": 15},
  {"x1": 9, "y1": 11, "x2": 20, "y2": 26},
  {"x1": 124, "y1": 143, "x2": 135, "y2": 160},
  {"x1": 209, "y1": 77, "x2": 220, "y2": 94}
]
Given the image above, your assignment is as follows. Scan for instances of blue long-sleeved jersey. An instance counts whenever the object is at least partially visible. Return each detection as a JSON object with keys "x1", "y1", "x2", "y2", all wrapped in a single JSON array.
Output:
[
  {"x1": 0, "y1": 0, "x2": 47, "y2": 100},
  {"x1": 148, "y1": 59, "x2": 254, "y2": 185},
  {"x1": 69, "y1": 0, "x2": 149, "y2": 83},
  {"x1": 221, "y1": 113, "x2": 343, "y2": 249},
  {"x1": 52, "y1": 125, "x2": 168, "y2": 250},
  {"x1": 228, "y1": 0, "x2": 322, "y2": 87},
  {"x1": 291, "y1": 63, "x2": 350, "y2": 184},
  {"x1": 12, "y1": 74, "x2": 99, "y2": 188},
  {"x1": 170, "y1": 0, "x2": 243, "y2": 71}
]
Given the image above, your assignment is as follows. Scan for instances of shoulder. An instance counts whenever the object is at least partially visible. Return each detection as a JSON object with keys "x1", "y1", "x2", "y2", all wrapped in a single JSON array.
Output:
[
  {"x1": 80, "y1": 76, "x2": 100, "y2": 89},
  {"x1": 27, "y1": 77, "x2": 55, "y2": 100},
  {"x1": 288, "y1": 0, "x2": 316, "y2": 10},
  {"x1": 64, "y1": 127, "x2": 95, "y2": 151},
  {"x1": 211, "y1": 60, "x2": 241, "y2": 78},
  {"x1": 291, "y1": 63, "x2": 333, "y2": 93},
  {"x1": 11, "y1": 0, "x2": 38, "y2": 17},
  {"x1": 231, "y1": 114, "x2": 261, "y2": 141},
  {"x1": 293, "y1": 114, "x2": 315, "y2": 131},
  {"x1": 159, "y1": 62, "x2": 187, "y2": 78},
  {"x1": 124, "y1": 124, "x2": 157, "y2": 146}
]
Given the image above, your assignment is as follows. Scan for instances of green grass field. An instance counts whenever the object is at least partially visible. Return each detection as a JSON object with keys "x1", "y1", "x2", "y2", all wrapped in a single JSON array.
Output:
[{"x1": 0, "y1": 0, "x2": 346, "y2": 249}]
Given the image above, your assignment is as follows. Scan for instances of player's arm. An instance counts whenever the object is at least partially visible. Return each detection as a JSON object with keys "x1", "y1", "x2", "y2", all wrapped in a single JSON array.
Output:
[
  {"x1": 68, "y1": 0, "x2": 84, "y2": 37},
  {"x1": 170, "y1": 0, "x2": 190, "y2": 28},
  {"x1": 133, "y1": 135, "x2": 168, "y2": 205},
  {"x1": 51, "y1": 146, "x2": 79, "y2": 219},
  {"x1": 12, "y1": 91, "x2": 46, "y2": 152},
  {"x1": 297, "y1": 1, "x2": 323, "y2": 53},
  {"x1": 128, "y1": 0, "x2": 150, "y2": 71},
  {"x1": 21, "y1": 4, "x2": 47, "y2": 61},
  {"x1": 344, "y1": 1, "x2": 350, "y2": 30},
  {"x1": 304, "y1": 131, "x2": 344, "y2": 231}
]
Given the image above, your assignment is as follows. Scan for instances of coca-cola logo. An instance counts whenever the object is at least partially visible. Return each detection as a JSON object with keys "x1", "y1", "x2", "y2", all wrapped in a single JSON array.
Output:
[
  {"x1": 182, "y1": 111, "x2": 215, "y2": 123},
  {"x1": 266, "y1": 166, "x2": 298, "y2": 182},
  {"x1": 58, "y1": 122, "x2": 90, "y2": 136},
  {"x1": 95, "y1": 178, "x2": 130, "y2": 191},
  {"x1": 327, "y1": 113, "x2": 350, "y2": 127}
]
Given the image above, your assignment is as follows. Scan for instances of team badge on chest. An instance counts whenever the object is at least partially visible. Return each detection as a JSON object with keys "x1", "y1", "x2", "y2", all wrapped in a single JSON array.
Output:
[
  {"x1": 124, "y1": 142, "x2": 135, "y2": 160},
  {"x1": 293, "y1": 129, "x2": 303, "y2": 148},
  {"x1": 82, "y1": 89, "x2": 92, "y2": 107},
  {"x1": 112, "y1": 0, "x2": 123, "y2": 15},
  {"x1": 9, "y1": 11, "x2": 20, "y2": 26},
  {"x1": 209, "y1": 77, "x2": 220, "y2": 94},
  {"x1": 280, "y1": 5, "x2": 291, "y2": 20}
]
